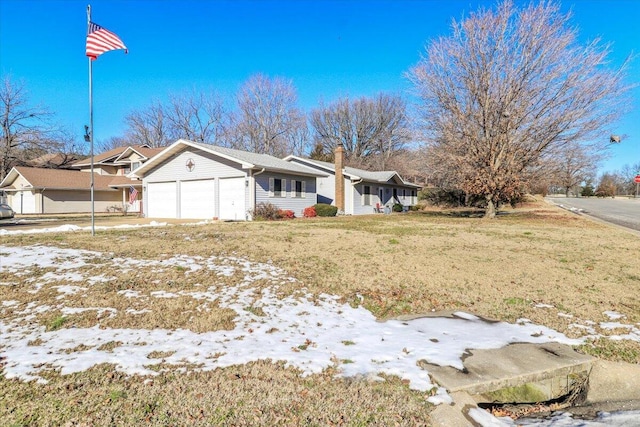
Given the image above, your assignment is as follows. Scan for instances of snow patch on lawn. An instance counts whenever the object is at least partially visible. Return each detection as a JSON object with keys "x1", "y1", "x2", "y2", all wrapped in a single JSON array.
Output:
[{"x1": 0, "y1": 244, "x2": 635, "y2": 410}]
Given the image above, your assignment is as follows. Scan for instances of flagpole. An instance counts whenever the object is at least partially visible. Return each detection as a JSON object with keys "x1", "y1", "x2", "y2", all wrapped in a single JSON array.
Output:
[{"x1": 87, "y1": 5, "x2": 95, "y2": 236}]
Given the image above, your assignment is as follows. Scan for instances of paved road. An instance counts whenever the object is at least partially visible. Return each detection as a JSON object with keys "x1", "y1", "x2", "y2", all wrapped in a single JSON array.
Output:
[{"x1": 547, "y1": 197, "x2": 640, "y2": 232}]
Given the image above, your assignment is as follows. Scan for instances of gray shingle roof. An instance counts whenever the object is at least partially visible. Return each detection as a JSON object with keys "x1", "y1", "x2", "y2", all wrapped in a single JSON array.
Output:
[
  {"x1": 190, "y1": 142, "x2": 324, "y2": 176},
  {"x1": 288, "y1": 157, "x2": 419, "y2": 187},
  {"x1": 132, "y1": 140, "x2": 327, "y2": 178}
]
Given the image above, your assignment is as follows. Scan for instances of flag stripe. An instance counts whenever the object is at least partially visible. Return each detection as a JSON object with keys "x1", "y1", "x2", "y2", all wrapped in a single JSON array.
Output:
[
  {"x1": 86, "y1": 21, "x2": 127, "y2": 59},
  {"x1": 129, "y1": 186, "x2": 138, "y2": 205}
]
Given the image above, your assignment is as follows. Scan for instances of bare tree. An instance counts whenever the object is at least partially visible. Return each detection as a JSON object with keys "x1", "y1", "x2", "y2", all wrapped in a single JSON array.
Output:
[
  {"x1": 124, "y1": 90, "x2": 228, "y2": 148},
  {"x1": 548, "y1": 142, "x2": 601, "y2": 196},
  {"x1": 230, "y1": 74, "x2": 308, "y2": 157},
  {"x1": 310, "y1": 93, "x2": 411, "y2": 169},
  {"x1": 596, "y1": 172, "x2": 618, "y2": 197},
  {"x1": 124, "y1": 100, "x2": 172, "y2": 147},
  {"x1": 407, "y1": 0, "x2": 631, "y2": 217},
  {"x1": 618, "y1": 162, "x2": 640, "y2": 195},
  {"x1": 1, "y1": 75, "x2": 69, "y2": 180},
  {"x1": 165, "y1": 90, "x2": 226, "y2": 144},
  {"x1": 97, "y1": 135, "x2": 130, "y2": 152}
]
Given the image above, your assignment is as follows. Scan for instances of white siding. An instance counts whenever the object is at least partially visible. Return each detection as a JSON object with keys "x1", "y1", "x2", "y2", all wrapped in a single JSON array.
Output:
[
  {"x1": 255, "y1": 172, "x2": 316, "y2": 217},
  {"x1": 352, "y1": 184, "x2": 376, "y2": 215}
]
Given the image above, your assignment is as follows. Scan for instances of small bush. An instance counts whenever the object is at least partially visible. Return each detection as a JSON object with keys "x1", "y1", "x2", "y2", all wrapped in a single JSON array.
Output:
[
  {"x1": 278, "y1": 209, "x2": 295, "y2": 219},
  {"x1": 314, "y1": 203, "x2": 338, "y2": 217},
  {"x1": 392, "y1": 203, "x2": 403, "y2": 212},
  {"x1": 581, "y1": 183, "x2": 595, "y2": 197},
  {"x1": 303, "y1": 206, "x2": 317, "y2": 218},
  {"x1": 251, "y1": 202, "x2": 282, "y2": 221}
]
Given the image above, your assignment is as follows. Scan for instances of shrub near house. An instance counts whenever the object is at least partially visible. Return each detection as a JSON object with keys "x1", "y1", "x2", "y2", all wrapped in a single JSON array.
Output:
[
  {"x1": 314, "y1": 203, "x2": 338, "y2": 217},
  {"x1": 303, "y1": 206, "x2": 317, "y2": 218}
]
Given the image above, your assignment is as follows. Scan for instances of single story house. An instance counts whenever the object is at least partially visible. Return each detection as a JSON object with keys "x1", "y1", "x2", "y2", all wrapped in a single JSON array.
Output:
[
  {"x1": 0, "y1": 166, "x2": 123, "y2": 214},
  {"x1": 284, "y1": 146, "x2": 421, "y2": 215},
  {"x1": 0, "y1": 145, "x2": 161, "y2": 214},
  {"x1": 128, "y1": 139, "x2": 327, "y2": 220}
]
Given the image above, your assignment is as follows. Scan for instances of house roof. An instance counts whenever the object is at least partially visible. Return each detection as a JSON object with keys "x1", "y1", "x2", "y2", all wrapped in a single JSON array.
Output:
[
  {"x1": 108, "y1": 175, "x2": 142, "y2": 188},
  {"x1": 0, "y1": 167, "x2": 123, "y2": 191},
  {"x1": 73, "y1": 145, "x2": 161, "y2": 167},
  {"x1": 113, "y1": 146, "x2": 164, "y2": 163},
  {"x1": 130, "y1": 139, "x2": 328, "y2": 179},
  {"x1": 283, "y1": 156, "x2": 422, "y2": 188}
]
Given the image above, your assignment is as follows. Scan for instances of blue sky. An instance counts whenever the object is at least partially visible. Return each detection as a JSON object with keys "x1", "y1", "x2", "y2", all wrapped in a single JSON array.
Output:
[{"x1": 1, "y1": 0, "x2": 638, "y2": 173}]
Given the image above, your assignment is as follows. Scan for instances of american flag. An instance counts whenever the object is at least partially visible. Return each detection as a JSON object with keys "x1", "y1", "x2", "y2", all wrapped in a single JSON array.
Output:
[
  {"x1": 129, "y1": 186, "x2": 138, "y2": 205},
  {"x1": 86, "y1": 21, "x2": 128, "y2": 60}
]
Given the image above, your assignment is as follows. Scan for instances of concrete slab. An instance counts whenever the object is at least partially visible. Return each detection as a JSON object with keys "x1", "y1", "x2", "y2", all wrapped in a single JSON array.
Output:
[
  {"x1": 425, "y1": 342, "x2": 594, "y2": 402},
  {"x1": 430, "y1": 391, "x2": 483, "y2": 427},
  {"x1": 586, "y1": 360, "x2": 640, "y2": 403}
]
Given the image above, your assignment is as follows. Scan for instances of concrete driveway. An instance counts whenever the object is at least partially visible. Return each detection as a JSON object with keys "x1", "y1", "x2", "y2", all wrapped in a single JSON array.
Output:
[{"x1": 547, "y1": 196, "x2": 640, "y2": 232}]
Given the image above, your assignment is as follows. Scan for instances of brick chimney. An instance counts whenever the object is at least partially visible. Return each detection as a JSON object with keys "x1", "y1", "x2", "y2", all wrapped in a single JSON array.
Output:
[{"x1": 335, "y1": 144, "x2": 345, "y2": 212}]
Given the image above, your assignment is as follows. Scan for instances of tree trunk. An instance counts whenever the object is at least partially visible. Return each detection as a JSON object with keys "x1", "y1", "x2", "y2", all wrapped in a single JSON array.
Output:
[{"x1": 484, "y1": 196, "x2": 497, "y2": 218}]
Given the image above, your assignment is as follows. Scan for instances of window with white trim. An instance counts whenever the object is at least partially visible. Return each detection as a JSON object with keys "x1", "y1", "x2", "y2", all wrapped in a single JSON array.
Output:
[
  {"x1": 269, "y1": 177, "x2": 286, "y2": 197},
  {"x1": 291, "y1": 179, "x2": 306, "y2": 198},
  {"x1": 362, "y1": 185, "x2": 371, "y2": 206}
]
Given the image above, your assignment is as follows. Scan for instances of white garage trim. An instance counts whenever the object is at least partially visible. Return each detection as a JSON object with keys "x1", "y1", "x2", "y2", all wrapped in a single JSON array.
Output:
[
  {"x1": 180, "y1": 179, "x2": 215, "y2": 219},
  {"x1": 147, "y1": 182, "x2": 177, "y2": 218},
  {"x1": 219, "y1": 177, "x2": 246, "y2": 221}
]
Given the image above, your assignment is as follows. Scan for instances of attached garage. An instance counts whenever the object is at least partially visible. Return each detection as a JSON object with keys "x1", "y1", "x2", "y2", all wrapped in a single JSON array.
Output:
[
  {"x1": 131, "y1": 139, "x2": 325, "y2": 221},
  {"x1": 180, "y1": 179, "x2": 215, "y2": 219},
  {"x1": 219, "y1": 177, "x2": 245, "y2": 220},
  {"x1": 147, "y1": 182, "x2": 177, "y2": 218}
]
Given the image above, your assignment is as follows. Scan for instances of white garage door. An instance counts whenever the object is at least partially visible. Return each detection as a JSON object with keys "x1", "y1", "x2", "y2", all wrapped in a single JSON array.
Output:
[
  {"x1": 219, "y1": 177, "x2": 246, "y2": 220},
  {"x1": 180, "y1": 179, "x2": 215, "y2": 219},
  {"x1": 14, "y1": 190, "x2": 36, "y2": 214},
  {"x1": 147, "y1": 182, "x2": 177, "y2": 218}
]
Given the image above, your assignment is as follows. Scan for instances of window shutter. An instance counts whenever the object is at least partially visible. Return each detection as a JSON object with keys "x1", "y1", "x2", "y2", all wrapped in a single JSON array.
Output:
[
  {"x1": 269, "y1": 177, "x2": 274, "y2": 197},
  {"x1": 301, "y1": 181, "x2": 306, "y2": 198},
  {"x1": 291, "y1": 180, "x2": 296, "y2": 198}
]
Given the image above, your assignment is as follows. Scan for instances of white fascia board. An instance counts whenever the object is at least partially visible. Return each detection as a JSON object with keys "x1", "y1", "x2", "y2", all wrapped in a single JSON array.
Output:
[
  {"x1": 113, "y1": 147, "x2": 146, "y2": 163},
  {"x1": 0, "y1": 168, "x2": 18, "y2": 187}
]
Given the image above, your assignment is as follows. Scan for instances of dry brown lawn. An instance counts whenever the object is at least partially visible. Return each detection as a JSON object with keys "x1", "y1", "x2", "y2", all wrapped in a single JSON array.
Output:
[{"x1": 1, "y1": 199, "x2": 639, "y2": 426}]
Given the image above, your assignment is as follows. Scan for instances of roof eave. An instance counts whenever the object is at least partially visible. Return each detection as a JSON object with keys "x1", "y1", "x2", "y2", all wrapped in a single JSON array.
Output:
[{"x1": 131, "y1": 139, "x2": 259, "y2": 178}]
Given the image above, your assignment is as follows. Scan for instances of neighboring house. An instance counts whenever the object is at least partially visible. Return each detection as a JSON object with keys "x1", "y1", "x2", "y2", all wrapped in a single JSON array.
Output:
[
  {"x1": 129, "y1": 139, "x2": 327, "y2": 220},
  {"x1": 72, "y1": 144, "x2": 163, "y2": 213},
  {"x1": 285, "y1": 146, "x2": 421, "y2": 215},
  {"x1": 0, "y1": 166, "x2": 122, "y2": 214},
  {"x1": 0, "y1": 145, "x2": 161, "y2": 214},
  {"x1": 72, "y1": 145, "x2": 162, "y2": 176}
]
